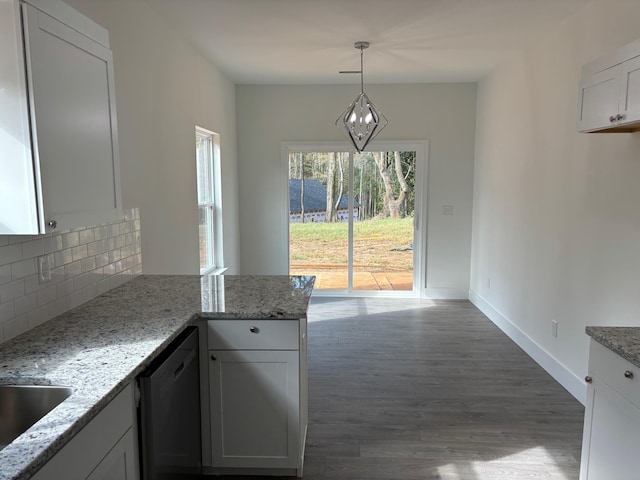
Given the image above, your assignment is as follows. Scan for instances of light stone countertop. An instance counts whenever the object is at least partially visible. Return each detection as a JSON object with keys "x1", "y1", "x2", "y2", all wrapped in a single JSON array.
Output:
[
  {"x1": 0, "y1": 274, "x2": 315, "y2": 480},
  {"x1": 586, "y1": 326, "x2": 640, "y2": 368}
]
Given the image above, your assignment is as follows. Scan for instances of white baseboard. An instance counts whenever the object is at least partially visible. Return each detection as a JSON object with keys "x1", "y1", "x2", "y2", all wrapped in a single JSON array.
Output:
[
  {"x1": 423, "y1": 287, "x2": 469, "y2": 300},
  {"x1": 468, "y1": 289, "x2": 587, "y2": 405}
]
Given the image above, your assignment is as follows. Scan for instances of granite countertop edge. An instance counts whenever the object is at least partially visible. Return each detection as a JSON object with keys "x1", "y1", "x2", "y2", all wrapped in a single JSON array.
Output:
[
  {"x1": 0, "y1": 274, "x2": 314, "y2": 480},
  {"x1": 586, "y1": 326, "x2": 640, "y2": 368}
]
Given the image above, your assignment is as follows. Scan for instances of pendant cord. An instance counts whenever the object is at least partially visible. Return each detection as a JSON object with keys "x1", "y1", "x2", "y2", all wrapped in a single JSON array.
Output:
[{"x1": 360, "y1": 46, "x2": 364, "y2": 94}]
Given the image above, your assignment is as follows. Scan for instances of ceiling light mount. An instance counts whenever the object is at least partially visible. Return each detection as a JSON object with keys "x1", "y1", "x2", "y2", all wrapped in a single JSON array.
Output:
[
  {"x1": 336, "y1": 41, "x2": 387, "y2": 153},
  {"x1": 354, "y1": 40, "x2": 369, "y2": 50}
]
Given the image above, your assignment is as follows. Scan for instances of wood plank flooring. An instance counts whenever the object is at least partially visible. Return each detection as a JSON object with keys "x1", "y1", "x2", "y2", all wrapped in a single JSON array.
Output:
[{"x1": 219, "y1": 298, "x2": 585, "y2": 480}]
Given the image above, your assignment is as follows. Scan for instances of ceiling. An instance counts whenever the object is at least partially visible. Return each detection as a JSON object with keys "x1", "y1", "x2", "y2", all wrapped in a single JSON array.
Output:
[{"x1": 145, "y1": 0, "x2": 591, "y2": 85}]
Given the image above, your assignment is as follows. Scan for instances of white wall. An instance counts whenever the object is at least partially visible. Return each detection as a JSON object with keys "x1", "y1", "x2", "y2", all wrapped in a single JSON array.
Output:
[
  {"x1": 237, "y1": 84, "x2": 477, "y2": 296},
  {"x1": 66, "y1": 0, "x2": 241, "y2": 274},
  {"x1": 471, "y1": 0, "x2": 640, "y2": 403}
]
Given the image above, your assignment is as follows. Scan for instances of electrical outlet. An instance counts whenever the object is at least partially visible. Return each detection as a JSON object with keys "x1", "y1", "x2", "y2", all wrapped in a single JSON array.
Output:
[
  {"x1": 551, "y1": 319, "x2": 558, "y2": 338},
  {"x1": 38, "y1": 255, "x2": 51, "y2": 283}
]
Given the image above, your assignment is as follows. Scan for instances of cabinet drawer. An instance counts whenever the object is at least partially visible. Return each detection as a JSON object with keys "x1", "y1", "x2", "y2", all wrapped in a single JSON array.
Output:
[
  {"x1": 589, "y1": 340, "x2": 640, "y2": 408},
  {"x1": 208, "y1": 320, "x2": 298, "y2": 350}
]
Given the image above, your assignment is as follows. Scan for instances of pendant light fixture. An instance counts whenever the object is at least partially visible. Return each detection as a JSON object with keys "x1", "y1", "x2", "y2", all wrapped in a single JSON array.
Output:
[{"x1": 336, "y1": 41, "x2": 388, "y2": 153}]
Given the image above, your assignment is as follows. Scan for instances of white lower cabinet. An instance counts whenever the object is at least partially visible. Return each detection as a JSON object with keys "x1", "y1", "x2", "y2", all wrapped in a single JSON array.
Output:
[
  {"x1": 580, "y1": 341, "x2": 640, "y2": 480},
  {"x1": 206, "y1": 319, "x2": 307, "y2": 476},
  {"x1": 32, "y1": 383, "x2": 139, "y2": 480},
  {"x1": 86, "y1": 429, "x2": 137, "y2": 480}
]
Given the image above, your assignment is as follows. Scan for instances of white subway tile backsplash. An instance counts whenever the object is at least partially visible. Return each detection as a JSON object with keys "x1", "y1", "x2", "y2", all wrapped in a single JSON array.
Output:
[
  {"x1": 81, "y1": 257, "x2": 96, "y2": 273},
  {"x1": 79, "y1": 229, "x2": 94, "y2": 245},
  {"x1": 109, "y1": 249, "x2": 121, "y2": 263},
  {"x1": 43, "y1": 235, "x2": 63, "y2": 254},
  {"x1": 0, "y1": 302, "x2": 14, "y2": 323},
  {"x1": 1, "y1": 280, "x2": 25, "y2": 303},
  {"x1": 71, "y1": 245, "x2": 88, "y2": 262},
  {"x1": 14, "y1": 293, "x2": 37, "y2": 316},
  {"x1": 4, "y1": 314, "x2": 28, "y2": 339},
  {"x1": 0, "y1": 208, "x2": 142, "y2": 345},
  {"x1": 69, "y1": 289, "x2": 83, "y2": 309},
  {"x1": 56, "y1": 278, "x2": 74, "y2": 298},
  {"x1": 0, "y1": 265, "x2": 11, "y2": 286},
  {"x1": 21, "y1": 239, "x2": 44, "y2": 259},
  {"x1": 82, "y1": 284, "x2": 97, "y2": 303},
  {"x1": 11, "y1": 258, "x2": 36, "y2": 281},
  {"x1": 0, "y1": 244, "x2": 22, "y2": 264},
  {"x1": 102, "y1": 237, "x2": 115, "y2": 252},
  {"x1": 24, "y1": 275, "x2": 47, "y2": 295},
  {"x1": 54, "y1": 248, "x2": 74, "y2": 267},
  {"x1": 48, "y1": 297, "x2": 69, "y2": 318},
  {"x1": 37, "y1": 284, "x2": 57, "y2": 307},
  {"x1": 96, "y1": 278, "x2": 111, "y2": 296},
  {"x1": 87, "y1": 241, "x2": 102, "y2": 257},
  {"x1": 104, "y1": 263, "x2": 116, "y2": 276},
  {"x1": 51, "y1": 265, "x2": 64, "y2": 284},
  {"x1": 64, "y1": 261, "x2": 82, "y2": 279},
  {"x1": 62, "y1": 231, "x2": 80, "y2": 249},
  {"x1": 73, "y1": 272, "x2": 93, "y2": 291},
  {"x1": 27, "y1": 305, "x2": 48, "y2": 329},
  {"x1": 95, "y1": 253, "x2": 109, "y2": 268}
]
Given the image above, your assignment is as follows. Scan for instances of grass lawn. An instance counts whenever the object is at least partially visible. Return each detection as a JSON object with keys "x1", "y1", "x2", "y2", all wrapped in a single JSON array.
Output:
[{"x1": 289, "y1": 216, "x2": 414, "y2": 273}]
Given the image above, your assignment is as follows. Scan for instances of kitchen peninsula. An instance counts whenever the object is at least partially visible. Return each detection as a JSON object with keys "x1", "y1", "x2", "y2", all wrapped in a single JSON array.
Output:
[
  {"x1": 581, "y1": 326, "x2": 640, "y2": 479},
  {"x1": 0, "y1": 275, "x2": 315, "y2": 480}
]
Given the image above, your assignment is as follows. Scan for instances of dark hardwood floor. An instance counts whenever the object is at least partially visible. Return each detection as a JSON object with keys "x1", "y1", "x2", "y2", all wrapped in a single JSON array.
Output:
[
  {"x1": 217, "y1": 297, "x2": 584, "y2": 480},
  {"x1": 302, "y1": 297, "x2": 584, "y2": 480}
]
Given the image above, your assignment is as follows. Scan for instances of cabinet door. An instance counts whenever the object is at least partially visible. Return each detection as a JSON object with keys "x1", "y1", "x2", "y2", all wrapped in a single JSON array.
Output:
[
  {"x1": 22, "y1": 3, "x2": 121, "y2": 232},
  {"x1": 86, "y1": 429, "x2": 137, "y2": 480},
  {"x1": 0, "y1": 0, "x2": 40, "y2": 234},
  {"x1": 580, "y1": 375, "x2": 640, "y2": 480},
  {"x1": 578, "y1": 65, "x2": 622, "y2": 132},
  {"x1": 209, "y1": 349, "x2": 299, "y2": 469},
  {"x1": 31, "y1": 384, "x2": 137, "y2": 480},
  {"x1": 618, "y1": 56, "x2": 640, "y2": 126}
]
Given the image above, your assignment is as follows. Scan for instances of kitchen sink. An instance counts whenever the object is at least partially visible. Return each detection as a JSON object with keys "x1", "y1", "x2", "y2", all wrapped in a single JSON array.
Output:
[{"x1": 0, "y1": 385, "x2": 73, "y2": 450}]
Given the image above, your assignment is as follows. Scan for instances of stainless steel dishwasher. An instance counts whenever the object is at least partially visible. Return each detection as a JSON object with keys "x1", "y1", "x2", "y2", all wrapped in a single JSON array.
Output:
[{"x1": 138, "y1": 326, "x2": 201, "y2": 480}]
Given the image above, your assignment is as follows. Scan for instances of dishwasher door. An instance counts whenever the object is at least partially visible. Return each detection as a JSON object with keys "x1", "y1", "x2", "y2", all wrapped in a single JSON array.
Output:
[{"x1": 139, "y1": 326, "x2": 201, "y2": 480}]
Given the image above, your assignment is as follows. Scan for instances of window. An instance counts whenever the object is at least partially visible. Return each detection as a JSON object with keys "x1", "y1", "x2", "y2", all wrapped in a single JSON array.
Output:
[{"x1": 196, "y1": 127, "x2": 223, "y2": 274}]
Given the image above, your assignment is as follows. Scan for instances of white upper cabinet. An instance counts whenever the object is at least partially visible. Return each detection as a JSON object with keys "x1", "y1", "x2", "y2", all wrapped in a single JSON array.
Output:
[
  {"x1": 0, "y1": 0, "x2": 121, "y2": 235},
  {"x1": 578, "y1": 38, "x2": 640, "y2": 133},
  {"x1": 0, "y1": 0, "x2": 39, "y2": 234},
  {"x1": 578, "y1": 65, "x2": 623, "y2": 132},
  {"x1": 618, "y1": 55, "x2": 640, "y2": 125}
]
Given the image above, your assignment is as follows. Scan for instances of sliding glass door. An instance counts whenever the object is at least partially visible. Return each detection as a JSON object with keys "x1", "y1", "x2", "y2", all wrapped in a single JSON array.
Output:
[{"x1": 285, "y1": 142, "x2": 426, "y2": 296}]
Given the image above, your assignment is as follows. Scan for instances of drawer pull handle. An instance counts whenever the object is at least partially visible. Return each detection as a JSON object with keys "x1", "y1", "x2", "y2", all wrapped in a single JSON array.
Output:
[
  {"x1": 210, "y1": 354, "x2": 217, "y2": 361},
  {"x1": 585, "y1": 376, "x2": 592, "y2": 383},
  {"x1": 625, "y1": 370, "x2": 634, "y2": 379},
  {"x1": 250, "y1": 326, "x2": 259, "y2": 334}
]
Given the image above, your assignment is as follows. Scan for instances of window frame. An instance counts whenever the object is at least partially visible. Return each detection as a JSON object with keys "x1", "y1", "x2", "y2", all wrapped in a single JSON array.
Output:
[{"x1": 196, "y1": 127, "x2": 224, "y2": 274}]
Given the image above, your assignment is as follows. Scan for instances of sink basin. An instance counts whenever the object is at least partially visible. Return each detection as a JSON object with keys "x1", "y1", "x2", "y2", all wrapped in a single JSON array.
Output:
[{"x1": 0, "y1": 385, "x2": 73, "y2": 450}]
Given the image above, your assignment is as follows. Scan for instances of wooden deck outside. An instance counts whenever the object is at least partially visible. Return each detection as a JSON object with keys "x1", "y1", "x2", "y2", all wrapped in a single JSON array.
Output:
[{"x1": 289, "y1": 266, "x2": 413, "y2": 291}]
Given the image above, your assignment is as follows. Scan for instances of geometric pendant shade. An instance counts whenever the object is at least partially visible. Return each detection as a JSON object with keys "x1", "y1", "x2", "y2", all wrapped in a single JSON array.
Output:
[{"x1": 335, "y1": 42, "x2": 388, "y2": 153}]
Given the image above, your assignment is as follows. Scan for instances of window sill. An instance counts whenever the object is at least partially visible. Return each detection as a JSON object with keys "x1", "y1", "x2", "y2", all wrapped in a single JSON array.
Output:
[{"x1": 201, "y1": 266, "x2": 228, "y2": 276}]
